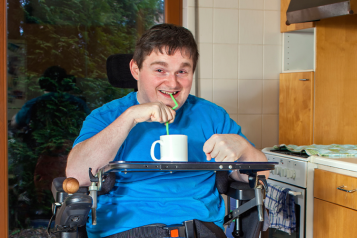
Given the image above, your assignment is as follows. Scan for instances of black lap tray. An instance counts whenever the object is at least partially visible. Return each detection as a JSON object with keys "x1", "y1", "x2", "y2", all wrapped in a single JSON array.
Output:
[{"x1": 99, "y1": 161, "x2": 278, "y2": 175}]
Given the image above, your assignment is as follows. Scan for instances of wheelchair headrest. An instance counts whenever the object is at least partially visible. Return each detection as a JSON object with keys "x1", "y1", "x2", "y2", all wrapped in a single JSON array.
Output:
[{"x1": 106, "y1": 54, "x2": 137, "y2": 90}]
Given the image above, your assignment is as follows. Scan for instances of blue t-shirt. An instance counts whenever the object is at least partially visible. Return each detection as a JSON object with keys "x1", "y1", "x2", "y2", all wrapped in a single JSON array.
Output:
[{"x1": 73, "y1": 92, "x2": 252, "y2": 237}]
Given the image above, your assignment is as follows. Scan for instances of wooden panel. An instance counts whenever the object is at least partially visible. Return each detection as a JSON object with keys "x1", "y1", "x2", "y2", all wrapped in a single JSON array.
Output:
[
  {"x1": 314, "y1": 15, "x2": 357, "y2": 144},
  {"x1": 279, "y1": 72, "x2": 314, "y2": 145},
  {"x1": 165, "y1": 0, "x2": 182, "y2": 26},
  {"x1": 313, "y1": 198, "x2": 357, "y2": 238},
  {"x1": 280, "y1": 0, "x2": 315, "y2": 33},
  {"x1": 0, "y1": 0, "x2": 8, "y2": 236},
  {"x1": 314, "y1": 169, "x2": 357, "y2": 210}
]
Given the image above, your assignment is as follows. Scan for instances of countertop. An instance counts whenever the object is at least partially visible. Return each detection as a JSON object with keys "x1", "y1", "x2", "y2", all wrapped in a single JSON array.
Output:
[{"x1": 310, "y1": 155, "x2": 357, "y2": 172}]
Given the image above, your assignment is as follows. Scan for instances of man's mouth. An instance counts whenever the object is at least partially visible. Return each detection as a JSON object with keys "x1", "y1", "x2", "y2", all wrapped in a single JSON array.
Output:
[{"x1": 159, "y1": 90, "x2": 179, "y2": 95}]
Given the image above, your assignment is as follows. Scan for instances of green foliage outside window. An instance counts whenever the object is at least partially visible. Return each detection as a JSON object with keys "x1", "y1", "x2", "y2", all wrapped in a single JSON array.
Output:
[{"x1": 8, "y1": 0, "x2": 164, "y2": 231}]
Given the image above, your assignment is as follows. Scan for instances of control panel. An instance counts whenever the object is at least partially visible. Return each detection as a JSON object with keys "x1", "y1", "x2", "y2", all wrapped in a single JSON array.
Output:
[{"x1": 265, "y1": 154, "x2": 307, "y2": 188}]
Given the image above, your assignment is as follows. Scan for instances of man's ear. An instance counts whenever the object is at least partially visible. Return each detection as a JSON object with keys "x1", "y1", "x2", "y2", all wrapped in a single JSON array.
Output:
[{"x1": 129, "y1": 59, "x2": 139, "y2": 81}]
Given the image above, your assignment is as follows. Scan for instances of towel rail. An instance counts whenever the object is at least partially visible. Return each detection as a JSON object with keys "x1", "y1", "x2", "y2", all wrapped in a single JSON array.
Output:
[{"x1": 288, "y1": 191, "x2": 302, "y2": 196}]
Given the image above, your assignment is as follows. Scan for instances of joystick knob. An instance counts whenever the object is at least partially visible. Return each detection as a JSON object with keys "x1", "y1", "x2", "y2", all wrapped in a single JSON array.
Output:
[{"x1": 63, "y1": 177, "x2": 80, "y2": 194}]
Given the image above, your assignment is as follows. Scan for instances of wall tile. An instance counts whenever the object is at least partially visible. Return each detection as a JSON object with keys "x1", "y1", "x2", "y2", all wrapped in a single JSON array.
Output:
[
  {"x1": 199, "y1": 0, "x2": 213, "y2": 7},
  {"x1": 213, "y1": 79, "x2": 238, "y2": 113},
  {"x1": 264, "y1": 0, "x2": 280, "y2": 10},
  {"x1": 198, "y1": 8, "x2": 213, "y2": 43},
  {"x1": 239, "y1": 10, "x2": 264, "y2": 44},
  {"x1": 229, "y1": 114, "x2": 238, "y2": 124},
  {"x1": 213, "y1": 9, "x2": 239, "y2": 44},
  {"x1": 187, "y1": 7, "x2": 196, "y2": 36},
  {"x1": 186, "y1": 0, "x2": 195, "y2": 7},
  {"x1": 238, "y1": 80, "x2": 263, "y2": 114},
  {"x1": 213, "y1": 44, "x2": 238, "y2": 79},
  {"x1": 239, "y1": 0, "x2": 264, "y2": 10},
  {"x1": 200, "y1": 79, "x2": 213, "y2": 101},
  {"x1": 262, "y1": 115, "x2": 279, "y2": 148},
  {"x1": 198, "y1": 43, "x2": 213, "y2": 79},
  {"x1": 264, "y1": 11, "x2": 282, "y2": 45},
  {"x1": 237, "y1": 115, "x2": 262, "y2": 149},
  {"x1": 263, "y1": 79, "x2": 279, "y2": 114},
  {"x1": 182, "y1": 6, "x2": 188, "y2": 29},
  {"x1": 263, "y1": 45, "x2": 282, "y2": 79},
  {"x1": 238, "y1": 44, "x2": 263, "y2": 80},
  {"x1": 214, "y1": 0, "x2": 239, "y2": 9}
]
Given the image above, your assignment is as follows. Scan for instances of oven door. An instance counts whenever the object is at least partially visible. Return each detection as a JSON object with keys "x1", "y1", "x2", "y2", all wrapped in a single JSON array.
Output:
[{"x1": 263, "y1": 179, "x2": 306, "y2": 238}]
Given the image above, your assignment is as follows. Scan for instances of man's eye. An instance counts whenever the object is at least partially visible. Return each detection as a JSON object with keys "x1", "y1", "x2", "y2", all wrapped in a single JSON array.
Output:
[
  {"x1": 157, "y1": 69, "x2": 163, "y2": 73},
  {"x1": 178, "y1": 70, "x2": 186, "y2": 74}
]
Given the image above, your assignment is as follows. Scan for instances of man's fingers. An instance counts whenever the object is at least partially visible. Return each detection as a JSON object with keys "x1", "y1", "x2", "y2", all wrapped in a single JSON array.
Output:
[
  {"x1": 203, "y1": 135, "x2": 217, "y2": 155},
  {"x1": 206, "y1": 153, "x2": 212, "y2": 161}
]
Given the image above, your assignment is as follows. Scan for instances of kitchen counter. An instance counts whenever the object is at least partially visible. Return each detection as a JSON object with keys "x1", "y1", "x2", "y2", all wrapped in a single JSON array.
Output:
[{"x1": 310, "y1": 155, "x2": 357, "y2": 173}]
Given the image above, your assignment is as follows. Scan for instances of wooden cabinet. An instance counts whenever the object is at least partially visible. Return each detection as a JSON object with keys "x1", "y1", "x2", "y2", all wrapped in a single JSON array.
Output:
[
  {"x1": 314, "y1": 169, "x2": 357, "y2": 237},
  {"x1": 279, "y1": 72, "x2": 314, "y2": 145},
  {"x1": 314, "y1": 15, "x2": 357, "y2": 144},
  {"x1": 280, "y1": 0, "x2": 314, "y2": 33}
]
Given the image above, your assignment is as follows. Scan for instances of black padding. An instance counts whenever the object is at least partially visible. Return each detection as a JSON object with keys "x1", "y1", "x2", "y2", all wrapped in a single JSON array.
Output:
[
  {"x1": 236, "y1": 204, "x2": 264, "y2": 238},
  {"x1": 106, "y1": 54, "x2": 137, "y2": 89},
  {"x1": 98, "y1": 172, "x2": 116, "y2": 196},
  {"x1": 52, "y1": 177, "x2": 66, "y2": 193},
  {"x1": 194, "y1": 220, "x2": 227, "y2": 238},
  {"x1": 215, "y1": 171, "x2": 231, "y2": 195},
  {"x1": 227, "y1": 181, "x2": 255, "y2": 201}
]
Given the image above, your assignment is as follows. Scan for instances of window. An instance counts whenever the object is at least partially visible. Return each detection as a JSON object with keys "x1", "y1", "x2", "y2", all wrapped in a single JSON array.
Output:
[{"x1": 2, "y1": 0, "x2": 181, "y2": 235}]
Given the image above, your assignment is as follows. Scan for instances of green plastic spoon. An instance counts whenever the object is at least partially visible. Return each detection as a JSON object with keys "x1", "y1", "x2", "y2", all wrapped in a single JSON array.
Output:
[{"x1": 166, "y1": 93, "x2": 178, "y2": 135}]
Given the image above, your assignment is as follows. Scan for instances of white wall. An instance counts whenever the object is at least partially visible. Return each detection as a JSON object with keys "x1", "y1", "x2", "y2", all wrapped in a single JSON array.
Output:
[{"x1": 183, "y1": 0, "x2": 281, "y2": 150}]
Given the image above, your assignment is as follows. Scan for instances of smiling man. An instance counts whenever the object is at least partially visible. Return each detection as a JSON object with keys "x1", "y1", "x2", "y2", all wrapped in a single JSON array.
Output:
[{"x1": 66, "y1": 24, "x2": 268, "y2": 238}]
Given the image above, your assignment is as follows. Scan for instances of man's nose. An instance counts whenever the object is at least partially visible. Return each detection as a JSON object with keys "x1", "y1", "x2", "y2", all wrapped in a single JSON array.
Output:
[{"x1": 165, "y1": 74, "x2": 179, "y2": 89}]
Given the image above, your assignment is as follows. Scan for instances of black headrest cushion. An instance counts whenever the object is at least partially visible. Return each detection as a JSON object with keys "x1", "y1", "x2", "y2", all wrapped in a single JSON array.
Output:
[{"x1": 106, "y1": 54, "x2": 137, "y2": 89}]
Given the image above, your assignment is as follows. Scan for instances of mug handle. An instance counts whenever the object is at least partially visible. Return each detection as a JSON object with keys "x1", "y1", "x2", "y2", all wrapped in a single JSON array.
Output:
[{"x1": 151, "y1": 140, "x2": 163, "y2": 161}]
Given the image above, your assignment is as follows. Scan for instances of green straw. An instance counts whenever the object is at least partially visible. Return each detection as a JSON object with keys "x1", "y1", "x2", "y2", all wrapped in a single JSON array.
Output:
[{"x1": 166, "y1": 93, "x2": 178, "y2": 135}]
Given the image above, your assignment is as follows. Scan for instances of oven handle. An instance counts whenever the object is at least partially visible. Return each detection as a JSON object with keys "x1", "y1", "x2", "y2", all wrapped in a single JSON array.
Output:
[
  {"x1": 337, "y1": 185, "x2": 357, "y2": 193},
  {"x1": 288, "y1": 191, "x2": 302, "y2": 196}
]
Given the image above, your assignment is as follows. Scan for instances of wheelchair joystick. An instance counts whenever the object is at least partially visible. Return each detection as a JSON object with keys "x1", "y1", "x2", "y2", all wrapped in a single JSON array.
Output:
[{"x1": 63, "y1": 177, "x2": 80, "y2": 194}]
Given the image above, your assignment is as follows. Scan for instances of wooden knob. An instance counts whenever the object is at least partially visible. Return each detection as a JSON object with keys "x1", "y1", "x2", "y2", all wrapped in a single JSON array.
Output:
[{"x1": 63, "y1": 177, "x2": 79, "y2": 194}]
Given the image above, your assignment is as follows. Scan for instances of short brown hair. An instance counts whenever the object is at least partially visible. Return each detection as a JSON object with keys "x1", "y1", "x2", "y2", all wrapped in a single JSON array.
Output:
[{"x1": 133, "y1": 24, "x2": 199, "y2": 71}]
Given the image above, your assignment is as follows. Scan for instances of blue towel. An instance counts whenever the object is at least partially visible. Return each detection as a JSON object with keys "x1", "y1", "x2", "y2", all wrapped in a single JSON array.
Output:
[{"x1": 264, "y1": 184, "x2": 296, "y2": 235}]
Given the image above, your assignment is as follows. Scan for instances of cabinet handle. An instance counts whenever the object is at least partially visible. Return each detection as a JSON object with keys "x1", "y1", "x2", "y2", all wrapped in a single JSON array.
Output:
[
  {"x1": 337, "y1": 185, "x2": 357, "y2": 193},
  {"x1": 299, "y1": 78, "x2": 309, "y2": 81}
]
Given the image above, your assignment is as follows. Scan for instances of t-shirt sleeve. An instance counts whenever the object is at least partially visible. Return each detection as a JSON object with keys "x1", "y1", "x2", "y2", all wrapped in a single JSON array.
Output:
[{"x1": 73, "y1": 107, "x2": 123, "y2": 148}]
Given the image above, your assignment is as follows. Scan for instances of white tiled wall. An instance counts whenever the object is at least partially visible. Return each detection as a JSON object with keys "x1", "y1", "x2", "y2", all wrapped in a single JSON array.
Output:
[{"x1": 184, "y1": 0, "x2": 281, "y2": 150}]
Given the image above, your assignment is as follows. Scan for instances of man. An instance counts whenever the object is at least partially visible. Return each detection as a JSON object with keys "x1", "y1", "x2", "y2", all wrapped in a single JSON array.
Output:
[{"x1": 66, "y1": 24, "x2": 268, "y2": 238}]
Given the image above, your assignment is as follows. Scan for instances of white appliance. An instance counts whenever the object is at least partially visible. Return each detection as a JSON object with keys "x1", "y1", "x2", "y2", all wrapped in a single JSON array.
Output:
[{"x1": 262, "y1": 147, "x2": 317, "y2": 238}]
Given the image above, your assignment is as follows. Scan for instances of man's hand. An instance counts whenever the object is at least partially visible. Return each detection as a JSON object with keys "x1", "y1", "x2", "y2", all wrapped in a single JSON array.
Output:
[
  {"x1": 203, "y1": 134, "x2": 250, "y2": 162},
  {"x1": 203, "y1": 134, "x2": 269, "y2": 183},
  {"x1": 128, "y1": 102, "x2": 176, "y2": 125}
]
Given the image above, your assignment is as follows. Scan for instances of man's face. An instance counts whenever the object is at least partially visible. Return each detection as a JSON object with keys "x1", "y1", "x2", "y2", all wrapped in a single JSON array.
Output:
[{"x1": 130, "y1": 49, "x2": 194, "y2": 109}]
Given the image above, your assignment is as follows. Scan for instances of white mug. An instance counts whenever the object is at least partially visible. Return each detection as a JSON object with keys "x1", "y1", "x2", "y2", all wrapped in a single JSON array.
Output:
[{"x1": 150, "y1": 135, "x2": 188, "y2": 162}]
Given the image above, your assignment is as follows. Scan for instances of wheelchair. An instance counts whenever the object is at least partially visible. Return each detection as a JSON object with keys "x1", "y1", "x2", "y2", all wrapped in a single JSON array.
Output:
[
  {"x1": 46, "y1": 55, "x2": 275, "y2": 238},
  {"x1": 47, "y1": 160, "x2": 274, "y2": 238}
]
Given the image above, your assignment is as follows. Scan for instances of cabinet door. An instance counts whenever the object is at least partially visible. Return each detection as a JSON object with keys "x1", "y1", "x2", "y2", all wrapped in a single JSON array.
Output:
[
  {"x1": 314, "y1": 15, "x2": 357, "y2": 144},
  {"x1": 279, "y1": 72, "x2": 314, "y2": 145},
  {"x1": 314, "y1": 198, "x2": 357, "y2": 238},
  {"x1": 280, "y1": 0, "x2": 315, "y2": 33},
  {"x1": 314, "y1": 169, "x2": 357, "y2": 210}
]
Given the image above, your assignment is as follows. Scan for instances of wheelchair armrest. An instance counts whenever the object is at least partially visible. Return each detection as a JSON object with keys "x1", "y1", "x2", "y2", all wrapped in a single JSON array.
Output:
[{"x1": 226, "y1": 181, "x2": 256, "y2": 201}]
